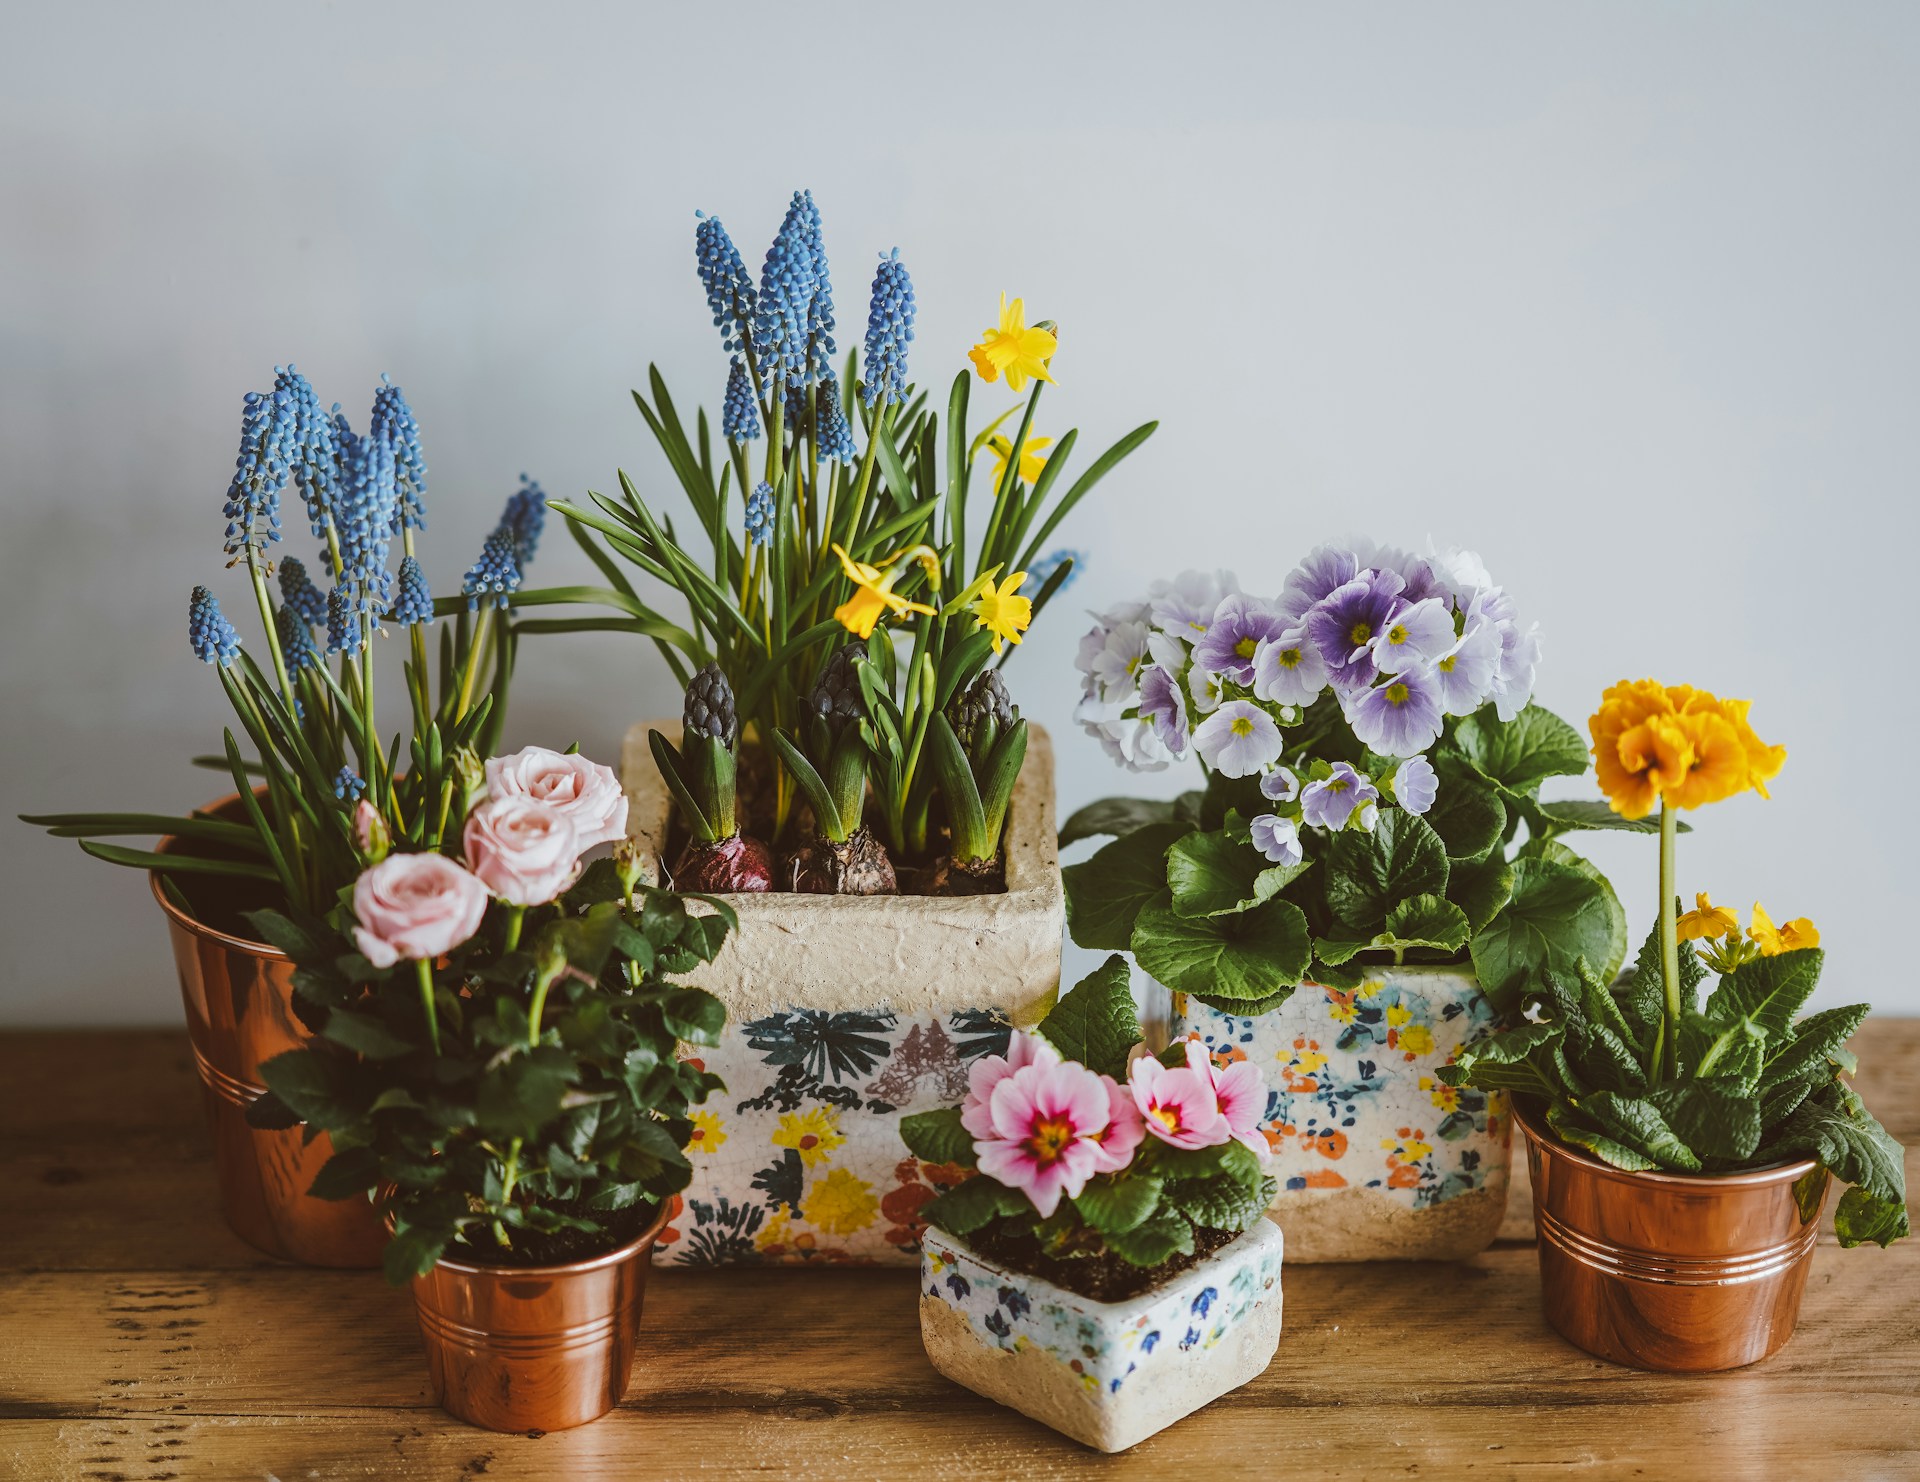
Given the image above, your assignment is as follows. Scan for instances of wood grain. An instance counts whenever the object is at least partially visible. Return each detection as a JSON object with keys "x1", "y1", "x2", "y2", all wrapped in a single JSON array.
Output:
[{"x1": 2, "y1": 1024, "x2": 1916, "y2": 1480}]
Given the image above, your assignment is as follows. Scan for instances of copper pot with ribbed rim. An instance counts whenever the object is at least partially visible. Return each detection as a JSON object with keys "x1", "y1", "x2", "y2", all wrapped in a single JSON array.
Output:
[
  {"x1": 408, "y1": 1200, "x2": 673, "y2": 1432},
  {"x1": 1516, "y1": 1098, "x2": 1829, "y2": 1372},
  {"x1": 153, "y1": 797, "x2": 385, "y2": 1267}
]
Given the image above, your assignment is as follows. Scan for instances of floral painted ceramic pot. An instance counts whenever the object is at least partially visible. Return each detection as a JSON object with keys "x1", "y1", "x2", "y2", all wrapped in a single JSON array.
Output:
[
  {"x1": 919, "y1": 1219, "x2": 1285, "y2": 1452},
  {"x1": 1171, "y1": 965, "x2": 1511, "y2": 1260},
  {"x1": 624, "y1": 722, "x2": 1064, "y2": 1266}
]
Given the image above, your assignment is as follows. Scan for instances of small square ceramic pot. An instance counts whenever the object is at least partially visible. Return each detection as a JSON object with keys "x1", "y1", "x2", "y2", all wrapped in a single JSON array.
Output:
[{"x1": 918, "y1": 1219, "x2": 1285, "y2": 1452}]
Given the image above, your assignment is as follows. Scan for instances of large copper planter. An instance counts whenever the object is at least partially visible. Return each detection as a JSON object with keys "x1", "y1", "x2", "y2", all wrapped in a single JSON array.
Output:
[
  {"x1": 1516, "y1": 1099, "x2": 1829, "y2": 1372},
  {"x1": 153, "y1": 808, "x2": 385, "y2": 1267},
  {"x1": 408, "y1": 1202, "x2": 673, "y2": 1432}
]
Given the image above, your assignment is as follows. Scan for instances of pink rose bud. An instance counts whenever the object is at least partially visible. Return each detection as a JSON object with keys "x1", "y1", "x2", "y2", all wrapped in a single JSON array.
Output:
[
  {"x1": 483, "y1": 746, "x2": 630, "y2": 852},
  {"x1": 351, "y1": 853, "x2": 489, "y2": 969},
  {"x1": 462, "y1": 796, "x2": 581, "y2": 907},
  {"x1": 353, "y1": 800, "x2": 391, "y2": 863}
]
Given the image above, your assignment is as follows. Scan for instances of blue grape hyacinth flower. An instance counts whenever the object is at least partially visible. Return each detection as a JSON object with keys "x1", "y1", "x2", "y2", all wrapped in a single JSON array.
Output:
[
  {"x1": 333, "y1": 766, "x2": 366, "y2": 801},
  {"x1": 463, "y1": 528, "x2": 521, "y2": 611},
  {"x1": 370, "y1": 374, "x2": 427, "y2": 534},
  {"x1": 333, "y1": 422, "x2": 398, "y2": 613},
  {"x1": 326, "y1": 584, "x2": 362, "y2": 656},
  {"x1": 278, "y1": 556, "x2": 328, "y2": 627},
  {"x1": 799, "y1": 190, "x2": 836, "y2": 385},
  {"x1": 221, "y1": 381, "x2": 294, "y2": 562},
  {"x1": 276, "y1": 602, "x2": 319, "y2": 673},
  {"x1": 744, "y1": 482, "x2": 775, "y2": 548},
  {"x1": 753, "y1": 191, "x2": 818, "y2": 387},
  {"x1": 502, "y1": 475, "x2": 546, "y2": 568},
  {"x1": 695, "y1": 211, "x2": 757, "y2": 355},
  {"x1": 862, "y1": 249, "x2": 916, "y2": 407},
  {"x1": 188, "y1": 586, "x2": 241, "y2": 666},
  {"x1": 388, "y1": 555, "x2": 434, "y2": 626},
  {"x1": 723, "y1": 357, "x2": 761, "y2": 442},
  {"x1": 278, "y1": 366, "x2": 339, "y2": 542},
  {"x1": 813, "y1": 369, "x2": 859, "y2": 463}
]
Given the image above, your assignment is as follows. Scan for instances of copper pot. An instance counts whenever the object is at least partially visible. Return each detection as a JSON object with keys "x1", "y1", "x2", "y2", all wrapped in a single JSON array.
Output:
[
  {"x1": 409, "y1": 1201, "x2": 673, "y2": 1432},
  {"x1": 153, "y1": 801, "x2": 385, "y2": 1267},
  {"x1": 1516, "y1": 1098, "x2": 1829, "y2": 1371}
]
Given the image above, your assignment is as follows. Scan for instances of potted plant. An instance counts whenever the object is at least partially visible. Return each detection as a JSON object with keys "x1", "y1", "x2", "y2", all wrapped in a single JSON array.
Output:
[
  {"x1": 21, "y1": 365, "x2": 551, "y2": 1265},
  {"x1": 522, "y1": 189, "x2": 1156, "y2": 1265},
  {"x1": 903, "y1": 957, "x2": 1285, "y2": 1453},
  {"x1": 1443, "y1": 679, "x2": 1909, "y2": 1371},
  {"x1": 242, "y1": 744, "x2": 730, "y2": 1430},
  {"x1": 1060, "y1": 545, "x2": 1643, "y2": 1261}
]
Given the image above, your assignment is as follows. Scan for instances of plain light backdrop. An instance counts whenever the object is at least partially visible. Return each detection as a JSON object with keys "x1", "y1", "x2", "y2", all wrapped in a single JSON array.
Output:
[{"x1": 2, "y1": 2, "x2": 1914, "y2": 1024}]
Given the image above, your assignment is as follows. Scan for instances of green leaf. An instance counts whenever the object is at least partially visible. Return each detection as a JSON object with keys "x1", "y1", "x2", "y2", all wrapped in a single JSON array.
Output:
[
  {"x1": 1036, "y1": 955, "x2": 1142, "y2": 1080},
  {"x1": 1451, "y1": 703, "x2": 1589, "y2": 798},
  {"x1": 1470, "y1": 857, "x2": 1620, "y2": 1011},
  {"x1": 1166, "y1": 830, "x2": 1297, "y2": 919},
  {"x1": 1546, "y1": 1101, "x2": 1662, "y2": 1171},
  {"x1": 1132, "y1": 898, "x2": 1311, "y2": 1003},
  {"x1": 1646, "y1": 1079, "x2": 1762, "y2": 1164},
  {"x1": 923, "y1": 1174, "x2": 1028, "y2": 1235},
  {"x1": 1381, "y1": 894, "x2": 1470, "y2": 954},
  {"x1": 320, "y1": 1009, "x2": 415, "y2": 1061},
  {"x1": 1425, "y1": 776, "x2": 1506, "y2": 863},
  {"x1": 1835, "y1": 1186, "x2": 1912, "y2": 1248},
  {"x1": 1103, "y1": 1209, "x2": 1196, "y2": 1267},
  {"x1": 1763, "y1": 1084, "x2": 1907, "y2": 1219},
  {"x1": 1191, "y1": 985, "x2": 1300, "y2": 1016},
  {"x1": 475, "y1": 1051, "x2": 573, "y2": 1139},
  {"x1": 258, "y1": 1049, "x2": 353, "y2": 1130},
  {"x1": 1580, "y1": 1092, "x2": 1703, "y2": 1171},
  {"x1": 1760, "y1": 1004, "x2": 1870, "y2": 1090},
  {"x1": 1439, "y1": 1021, "x2": 1562, "y2": 1097},
  {"x1": 384, "y1": 1221, "x2": 452, "y2": 1284},
  {"x1": 1446, "y1": 855, "x2": 1513, "y2": 934},
  {"x1": 1323, "y1": 811, "x2": 1450, "y2": 933},
  {"x1": 307, "y1": 1146, "x2": 381, "y2": 1202},
  {"x1": 899, "y1": 1108, "x2": 978, "y2": 1169},
  {"x1": 1528, "y1": 842, "x2": 1629, "y2": 986},
  {"x1": 1059, "y1": 797, "x2": 1180, "y2": 848},
  {"x1": 1531, "y1": 799, "x2": 1691, "y2": 835},
  {"x1": 242, "y1": 909, "x2": 325, "y2": 961},
  {"x1": 1062, "y1": 823, "x2": 1190, "y2": 951},
  {"x1": 660, "y1": 988, "x2": 727, "y2": 1046},
  {"x1": 1073, "y1": 1174, "x2": 1164, "y2": 1236},
  {"x1": 1162, "y1": 1172, "x2": 1273, "y2": 1233},
  {"x1": 1705, "y1": 949, "x2": 1823, "y2": 1039},
  {"x1": 1312, "y1": 935, "x2": 1369, "y2": 967}
]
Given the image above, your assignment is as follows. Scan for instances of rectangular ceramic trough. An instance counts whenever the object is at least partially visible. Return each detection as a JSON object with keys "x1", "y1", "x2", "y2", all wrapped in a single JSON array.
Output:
[
  {"x1": 919, "y1": 1219, "x2": 1285, "y2": 1452},
  {"x1": 623, "y1": 721, "x2": 1065, "y2": 1266}
]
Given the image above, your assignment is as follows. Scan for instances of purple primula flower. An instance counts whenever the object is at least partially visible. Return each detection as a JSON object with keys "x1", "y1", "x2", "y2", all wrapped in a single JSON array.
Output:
[
  {"x1": 1148, "y1": 569, "x2": 1238, "y2": 643},
  {"x1": 1370, "y1": 597, "x2": 1456, "y2": 675},
  {"x1": 1344, "y1": 666, "x2": 1445, "y2": 757},
  {"x1": 1304, "y1": 568, "x2": 1406, "y2": 691},
  {"x1": 1191, "y1": 594, "x2": 1288, "y2": 685},
  {"x1": 1354, "y1": 800, "x2": 1380, "y2": 832},
  {"x1": 1492, "y1": 620, "x2": 1541, "y2": 721},
  {"x1": 1427, "y1": 544, "x2": 1495, "y2": 606},
  {"x1": 1392, "y1": 755, "x2": 1438, "y2": 815},
  {"x1": 1076, "y1": 705, "x2": 1174, "y2": 773},
  {"x1": 1079, "y1": 617, "x2": 1154, "y2": 707},
  {"x1": 1250, "y1": 813, "x2": 1304, "y2": 867},
  {"x1": 1433, "y1": 618, "x2": 1501, "y2": 715},
  {"x1": 1260, "y1": 765, "x2": 1300, "y2": 803},
  {"x1": 1139, "y1": 663, "x2": 1190, "y2": 755},
  {"x1": 1276, "y1": 544, "x2": 1358, "y2": 623},
  {"x1": 1191, "y1": 700, "x2": 1283, "y2": 778},
  {"x1": 1299, "y1": 762, "x2": 1380, "y2": 831},
  {"x1": 1353, "y1": 539, "x2": 1446, "y2": 606},
  {"x1": 1251, "y1": 627, "x2": 1328, "y2": 707}
]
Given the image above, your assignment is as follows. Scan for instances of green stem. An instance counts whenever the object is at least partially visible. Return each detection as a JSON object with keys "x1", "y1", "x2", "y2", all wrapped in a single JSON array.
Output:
[
  {"x1": 454, "y1": 605, "x2": 493, "y2": 723},
  {"x1": 413, "y1": 956, "x2": 441, "y2": 1055},
  {"x1": 243, "y1": 546, "x2": 297, "y2": 708},
  {"x1": 493, "y1": 1137, "x2": 521, "y2": 1250},
  {"x1": 1659, "y1": 802, "x2": 1681, "y2": 1080},
  {"x1": 503, "y1": 905, "x2": 525, "y2": 954}
]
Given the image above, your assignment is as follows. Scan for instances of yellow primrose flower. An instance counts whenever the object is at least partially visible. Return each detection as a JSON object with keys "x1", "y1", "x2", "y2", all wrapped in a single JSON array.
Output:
[
  {"x1": 1749, "y1": 902, "x2": 1820, "y2": 956},
  {"x1": 801, "y1": 1168, "x2": 879, "y2": 1236},
  {"x1": 968, "y1": 293, "x2": 1057, "y2": 391},
  {"x1": 987, "y1": 433, "x2": 1052, "y2": 488},
  {"x1": 1677, "y1": 892, "x2": 1740, "y2": 942},
  {"x1": 772, "y1": 1106, "x2": 845, "y2": 1168},
  {"x1": 970, "y1": 568, "x2": 1033, "y2": 654},
  {"x1": 686, "y1": 1110, "x2": 727, "y2": 1155},
  {"x1": 830, "y1": 543, "x2": 936, "y2": 639}
]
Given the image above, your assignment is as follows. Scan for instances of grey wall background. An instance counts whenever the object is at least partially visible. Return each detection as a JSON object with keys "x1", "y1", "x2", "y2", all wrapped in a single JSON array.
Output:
[{"x1": 2, "y1": 2, "x2": 1914, "y2": 1025}]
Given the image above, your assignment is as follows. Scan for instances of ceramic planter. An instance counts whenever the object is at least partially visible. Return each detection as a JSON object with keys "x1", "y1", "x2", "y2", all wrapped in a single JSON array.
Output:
[
  {"x1": 1170, "y1": 965, "x2": 1510, "y2": 1261},
  {"x1": 152, "y1": 806, "x2": 385, "y2": 1267},
  {"x1": 1516, "y1": 1099, "x2": 1830, "y2": 1371},
  {"x1": 919, "y1": 1219, "x2": 1284, "y2": 1452},
  {"x1": 409, "y1": 1201, "x2": 673, "y2": 1431},
  {"x1": 622, "y1": 721, "x2": 1064, "y2": 1267}
]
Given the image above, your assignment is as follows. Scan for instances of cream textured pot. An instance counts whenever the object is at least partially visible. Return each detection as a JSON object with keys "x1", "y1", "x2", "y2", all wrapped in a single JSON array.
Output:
[
  {"x1": 623, "y1": 722, "x2": 1064, "y2": 1267},
  {"x1": 919, "y1": 1219, "x2": 1285, "y2": 1452},
  {"x1": 1170, "y1": 966, "x2": 1511, "y2": 1261}
]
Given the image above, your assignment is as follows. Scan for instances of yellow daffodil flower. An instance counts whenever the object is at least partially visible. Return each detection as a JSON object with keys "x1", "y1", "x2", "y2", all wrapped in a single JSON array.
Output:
[
  {"x1": 970, "y1": 568, "x2": 1033, "y2": 653},
  {"x1": 968, "y1": 293, "x2": 1057, "y2": 391},
  {"x1": 987, "y1": 433, "x2": 1052, "y2": 488},
  {"x1": 830, "y1": 543, "x2": 936, "y2": 639},
  {"x1": 1676, "y1": 892, "x2": 1739, "y2": 942},
  {"x1": 1749, "y1": 902, "x2": 1820, "y2": 956}
]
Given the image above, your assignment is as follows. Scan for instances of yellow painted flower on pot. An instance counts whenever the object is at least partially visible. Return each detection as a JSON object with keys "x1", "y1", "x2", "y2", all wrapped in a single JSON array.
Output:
[
  {"x1": 686, "y1": 1110, "x2": 727, "y2": 1156},
  {"x1": 802, "y1": 1168, "x2": 879, "y2": 1236},
  {"x1": 772, "y1": 1106, "x2": 845, "y2": 1167},
  {"x1": 968, "y1": 293, "x2": 1057, "y2": 391}
]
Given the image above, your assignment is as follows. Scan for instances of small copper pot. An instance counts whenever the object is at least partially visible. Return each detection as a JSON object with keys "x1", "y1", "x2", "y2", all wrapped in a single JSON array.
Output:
[
  {"x1": 153, "y1": 801, "x2": 385, "y2": 1268},
  {"x1": 409, "y1": 1202, "x2": 673, "y2": 1432},
  {"x1": 1516, "y1": 1098, "x2": 1829, "y2": 1371}
]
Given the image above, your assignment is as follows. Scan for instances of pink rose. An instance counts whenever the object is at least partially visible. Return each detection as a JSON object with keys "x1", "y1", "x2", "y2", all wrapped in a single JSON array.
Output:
[
  {"x1": 352, "y1": 853, "x2": 489, "y2": 969},
  {"x1": 463, "y1": 796, "x2": 580, "y2": 906},
  {"x1": 484, "y1": 746, "x2": 629, "y2": 852}
]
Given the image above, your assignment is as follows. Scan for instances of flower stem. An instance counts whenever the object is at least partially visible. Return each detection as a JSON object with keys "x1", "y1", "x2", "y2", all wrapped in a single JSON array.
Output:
[
  {"x1": 1658, "y1": 802, "x2": 1681, "y2": 1080},
  {"x1": 413, "y1": 956, "x2": 441, "y2": 1055},
  {"x1": 502, "y1": 905, "x2": 525, "y2": 954},
  {"x1": 243, "y1": 546, "x2": 297, "y2": 709},
  {"x1": 493, "y1": 1137, "x2": 521, "y2": 1250},
  {"x1": 454, "y1": 605, "x2": 492, "y2": 723}
]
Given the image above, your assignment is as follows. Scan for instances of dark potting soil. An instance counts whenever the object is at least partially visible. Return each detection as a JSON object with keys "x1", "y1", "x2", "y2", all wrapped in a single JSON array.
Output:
[
  {"x1": 443, "y1": 1200, "x2": 656, "y2": 1269},
  {"x1": 968, "y1": 1222, "x2": 1240, "y2": 1304}
]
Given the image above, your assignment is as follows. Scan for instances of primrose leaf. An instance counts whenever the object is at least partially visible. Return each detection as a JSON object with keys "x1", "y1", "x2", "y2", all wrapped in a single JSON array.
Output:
[
  {"x1": 899, "y1": 1107, "x2": 978, "y2": 1169},
  {"x1": 1446, "y1": 855, "x2": 1514, "y2": 934},
  {"x1": 1103, "y1": 1209, "x2": 1196, "y2": 1267},
  {"x1": 1425, "y1": 772, "x2": 1506, "y2": 863},
  {"x1": 1580, "y1": 1092, "x2": 1703, "y2": 1172},
  {"x1": 1470, "y1": 857, "x2": 1619, "y2": 1011},
  {"x1": 923, "y1": 1174, "x2": 1029, "y2": 1235},
  {"x1": 1646, "y1": 1079, "x2": 1762, "y2": 1164},
  {"x1": 1705, "y1": 949, "x2": 1823, "y2": 1039},
  {"x1": 1132, "y1": 898, "x2": 1311, "y2": 1003},
  {"x1": 1166, "y1": 830, "x2": 1300, "y2": 918},
  {"x1": 1531, "y1": 799, "x2": 1691, "y2": 835},
  {"x1": 1836, "y1": 1186, "x2": 1912, "y2": 1248},
  {"x1": 1323, "y1": 811, "x2": 1450, "y2": 933},
  {"x1": 1381, "y1": 894, "x2": 1470, "y2": 954},
  {"x1": 1073, "y1": 1174, "x2": 1164, "y2": 1236},
  {"x1": 1451, "y1": 703, "x2": 1589, "y2": 798},
  {"x1": 1760, "y1": 1003, "x2": 1871, "y2": 1090},
  {"x1": 1438, "y1": 1020, "x2": 1562, "y2": 1098},
  {"x1": 1162, "y1": 1171, "x2": 1273, "y2": 1233},
  {"x1": 1037, "y1": 955, "x2": 1143, "y2": 1080},
  {"x1": 1546, "y1": 1101, "x2": 1662, "y2": 1171},
  {"x1": 1059, "y1": 797, "x2": 1183, "y2": 848},
  {"x1": 1063, "y1": 822, "x2": 1191, "y2": 951}
]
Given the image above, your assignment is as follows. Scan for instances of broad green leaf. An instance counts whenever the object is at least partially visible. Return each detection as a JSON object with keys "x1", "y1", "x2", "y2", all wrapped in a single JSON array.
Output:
[
  {"x1": 320, "y1": 1009, "x2": 415, "y2": 1061},
  {"x1": 1073, "y1": 1173, "x2": 1164, "y2": 1236},
  {"x1": 1763, "y1": 1084, "x2": 1907, "y2": 1213},
  {"x1": 1581, "y1": 1092, "x2": 1703, "y2": 1171},
  {"x1": 1528, "y1": 841, "x2": 1628, "y2": 985},
  {"x1": 1103, "y1": 1209, "x2": 1196, "y2": 1267},
  {"x1": 923, "y1": 1174, "x2": 1028, "y2": 1235},
  {"x1": 384, "y1": 1222, "x2": 451, "y2": 1284},
  {"x1": 1647, "y1": 1079, "x2": 1761, "y2": 1163},
  {"x1": 1036, "y1": 955, "x2": 1143, "y2": 1080},
  {"x1": 258, "y1": 1049, "x2": 355, "y2": 1131},
  {"x1": 1162, "y1": 1172, "x2": 1274, "y2": 1233},
  {"x1": 1760, "y1": 1004, "x2": 1870, "y2": 1090},
  {"x1": 1532, "y1": 799, "x2": 1690, "y2": 835},
  {"x1": 1451, "y1": 703, "x2": 1589, "y2": 798},
  {"x1": 1191, "y1": 985, "x2": 1300, "y2": 1016},
  {"x1": 1166, "y1": 830, "x2": 1298, "y2": 918},
  {"x1": 1439, "y1": 1020, "x2": 1561, "y2": 1098},
  {"x1": 475, "y1": 1050, "x2": 573, "y2": 1139},
  {"x1": 899, "y1": 1107, "x2": 978, "y2": 1168},
  {"x1": 1312, "y1": 935, "x2": 1369, "y2": 967},
  {"x1": 1059, "y1": 796, "x2": 1180, "y2": 848},
  {"x1": 1705, "y1": 949, "x2": 1823, "y2": 1039},
  {"x1": 1546, "y1": 1101, "x2": 1661, "y2": 1171},
  {"x1": 1836, "y1": 1186, "x2": 1912, "y2": 1248},
  {"x1": 307, "y1": 1145, "x2": 381, "y2": 1201},
  {"x1": 1063, "y1": 823, "x2": 1190, "y2": 951},
  {"x1": 1470, "y1": 857, "x2": 1619, "y2": 1011},
  {"x1": 1425, "y1": 776, "x2": 1506, "y2": 863},
  {"x1": 1381, "y1": 894, "x2": 1470, "y2": 954},
  {"x1": 1323, "y1": 811, "x2": 1449, "y2": 933},
  {"x1": 1446, "y1": 855, "x2": 1513, "y2": 934},
  {"x1": 1132, "y1": 898, "x2": 1311, "y2": 1003}
]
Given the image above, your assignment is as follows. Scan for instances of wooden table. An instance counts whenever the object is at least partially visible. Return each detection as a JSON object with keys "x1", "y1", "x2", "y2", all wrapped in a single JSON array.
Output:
[{"x1": 3, "y1": 1025, "x2": 1915, "y2": 1481}]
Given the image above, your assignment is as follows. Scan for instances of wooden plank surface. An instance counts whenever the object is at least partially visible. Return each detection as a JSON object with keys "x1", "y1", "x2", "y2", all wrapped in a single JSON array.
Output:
[{"x1": 2, "y1": 1024, "x2": 1916, "y2": 1481}]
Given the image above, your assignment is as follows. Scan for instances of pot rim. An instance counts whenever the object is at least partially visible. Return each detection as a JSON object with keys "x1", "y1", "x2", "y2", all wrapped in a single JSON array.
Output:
[
  {"x1": 421, "y1": 1197, "x2": 674, "y2": 1280},
  {"x1": 150, "y1": 789, "x2": 287, "y2": 958},
  {"x1": 1513, "y1": 1096, "x2": 1819, "y2": 1188}
]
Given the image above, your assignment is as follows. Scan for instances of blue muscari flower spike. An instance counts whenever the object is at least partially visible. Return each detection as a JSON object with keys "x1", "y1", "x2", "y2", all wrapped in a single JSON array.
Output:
[
  {"x1": 463, "y1": 528, "x2": 520, "y2": 611},
  {"x1": 332, "y1": 424, "x2": 398, "y2": 613},
  {"x1": 695, "y1": 211, "x2": 757, "y2": 355},
  {"x1": 221, "y1": 378, "x2": 295, "y2": 562},
  {"x1": 502, "y1": 475, "x2": 546, "y2": 568},
  {"x1": 333, "y1": 766, "x2": 366, "y2": 801},
  {"x1": 813, "y1": 369, "x2": 858, "y2": 463},
  {"x1": 723, "y1": 357, "x2": 761, "y2": 442},
  {"x1": 188, "y1": 586, "x2": 241, "y2": 666},
  {"x1": 326, "y1": 584, "x2": 362, "y2": 656},
  {"x1": 277, "y1": 556, "x2": 327, "y2": 627},
  {"x1": 1028, "y1": 548, "x2": 1083, "y2": 593},
  {"x1": 278, "y1": 367, "x2": 338, "y2": 542},
  {"x1": 388, "y1": 555, "x2": 434, "y2": 626},
  {"x1": 799, "y1": 190, "x2": 836, "y2": 384},
  {"x1": 862, "y1": 249, "x2": 916, "y2": 408},
  {"x1": 752, "y1": 191, "x2": 818, "y2": 387},
  {"x1": 744, "y1": 482, "x2": 775, "y2": 547},
  {"x1": 276, "y1": 602, "x2": 318, "y2": 673},
  {"x1": 370, "y1": 375, "x2": 427, "y2": 533}
]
